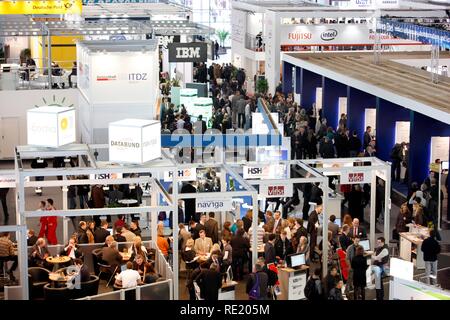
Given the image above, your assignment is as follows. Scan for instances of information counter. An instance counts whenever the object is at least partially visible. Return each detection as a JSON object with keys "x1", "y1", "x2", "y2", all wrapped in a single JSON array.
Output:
[
  {"x1": 218, "y1": 280, "x2": 238, "y2": 300},
  {"x1": 277, "y1": 266, "x2": 309, "y2": 300},
  {"x1": 399, "y1": 232, "x2": 428, "y2": 269}
]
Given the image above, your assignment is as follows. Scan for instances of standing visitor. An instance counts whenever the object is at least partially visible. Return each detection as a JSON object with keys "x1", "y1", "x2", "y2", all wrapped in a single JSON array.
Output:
[{"x1": 421, "y1": 229, "x2": 441, "y2": 285}]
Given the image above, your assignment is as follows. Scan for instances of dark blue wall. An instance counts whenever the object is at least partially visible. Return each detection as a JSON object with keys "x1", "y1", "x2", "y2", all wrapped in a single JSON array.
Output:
[
  {"x1": 409, "y1": 111, "x2": 450, "y2": 185},
  {"x1": 295, "y1": 67, "x2": 301, "y2": 94},
  {"x1": 348, "y1": 87, "x2": 377, "y2": 144},
  {"x1": 376, "y1": 98, "x2": 410, "y2": 161},
  {"x1": 322, "y1": 78, "x2": 348, "y2": 130},
  {"x1": 282, "y1": 61, "x2": 294, "y2": 96},
  {"x1": 300, "y1": 69, "x2": 322, "y2": 110}
]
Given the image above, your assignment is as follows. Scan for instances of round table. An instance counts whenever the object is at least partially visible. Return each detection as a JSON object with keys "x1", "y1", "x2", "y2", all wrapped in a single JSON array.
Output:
[
  {"x1": 118, "y1": 199, "x2": 139, "y2": 221},
  {"x1": 120, "y1": 252, "x2": 131, "y2": 262},
  {"x1": 46, "y1": 256, "x2": 71, "y2": 271}
]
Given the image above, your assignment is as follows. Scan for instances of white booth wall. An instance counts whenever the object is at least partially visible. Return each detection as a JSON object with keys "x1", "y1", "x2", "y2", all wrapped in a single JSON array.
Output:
[
  {"x1": 77, "y1": 41, "x2": 159, "y2": 155},
  {"x1": 0, "y1": 89, "x2": 79, "y2": 159}
]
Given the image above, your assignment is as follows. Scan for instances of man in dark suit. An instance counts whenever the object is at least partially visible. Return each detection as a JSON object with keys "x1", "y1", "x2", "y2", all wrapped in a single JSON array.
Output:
[
  {"x1": 274, "y1": 231, "x2": 293, "y2": 261},
  {"x1": 328, "y1": 215, "x2": 340, "y2": 245},
  {"x1": 193, "y1": 114, "x2": 207, "y2": 134},
  {"x1": 363, "y1": 126, "x2": 372, "y2": 149},
  {"x1": 74, "y1": 258, "x2": 90, "y2": 282},
  {"x1": 189, "y1": 220, "x2": 205, "y2": 240},
  {"x1": 194, "y1": 263, "x2": 222, "y2": 300},
  {"x1": 307, "y1": 204, "x2": 323, "y2": 260},
  {"x1": 204, "y1": 212, "x2": 219, "y2": 244},
  {"x1": 264, "y1": 234, "x2": 277, "y2": 265},
  {"x1": 272, "y1": 211, "x2": 283, "y2": 234},
  {"x1": 27, "y1": 229, "x2": 38, "y2": 247},
  {"x1": 101, "y1": 241, "x2": 123, "y2": 270},
  {"x1": 348, "y1": 218, "x2": 367, "y2": 239},
  {"x1": 339, "y1": 225, "x2": 353, "y2": 251},
  {"x1": 29, "y1": 238, "x2": 51, "y2": 269},
  {"x1": 94, "y1": 220, "x2": 111, "y2": 244},
  {"x1": 181, "y1": 182, "x2": 197, "y2": 222}
]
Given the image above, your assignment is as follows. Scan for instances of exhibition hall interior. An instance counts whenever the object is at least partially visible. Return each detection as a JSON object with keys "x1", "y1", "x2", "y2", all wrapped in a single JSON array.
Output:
[{"x1": 1, "y1": 0, "x2": 450, "y2": 302}]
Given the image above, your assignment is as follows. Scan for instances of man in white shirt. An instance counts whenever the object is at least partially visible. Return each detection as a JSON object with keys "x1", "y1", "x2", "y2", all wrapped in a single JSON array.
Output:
[
  {"x1": 115, "y1": 261, "x2": 142, "y2": 289},
  {"x1": 248, "y1": 220, "x2": 265, "y2": 247},
  {"x1": 372, "y1": 237, "x2": 389, "y2": 300}
]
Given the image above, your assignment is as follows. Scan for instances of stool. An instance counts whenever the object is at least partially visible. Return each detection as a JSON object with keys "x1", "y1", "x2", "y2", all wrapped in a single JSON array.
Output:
[{"x1": 388, "y1": 240, "x2": 399, "y2": 257}]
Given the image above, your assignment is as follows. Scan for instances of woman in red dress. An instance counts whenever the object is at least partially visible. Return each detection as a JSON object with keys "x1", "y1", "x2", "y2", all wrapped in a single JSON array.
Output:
[{"x1": 45, "y1": 199, "x2": 58, "y2": 245}]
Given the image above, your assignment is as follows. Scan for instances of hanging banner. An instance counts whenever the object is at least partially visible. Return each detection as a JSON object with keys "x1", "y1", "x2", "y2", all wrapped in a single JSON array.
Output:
[
  {"x1": 168, "y1": 42, "x2": 208, "y2": 63},
  {"x1": 340, "y1": 171, "x2": 372, "y2": 184},
  {"x1": 163, "y1": 168, "x2": 197, "y2": 182},
  {"x1": 196, "y1": 198, "x2": 233, "y2": 212},
  {"x1": 243, "y1": 164, "x2": 287, "y2": 180},
  {"x1": 0, "y1": 0, "x2": 82, "y2": 15},
  {"x1": 260, "y1": 183, "x2": 293, "y2": 198}
]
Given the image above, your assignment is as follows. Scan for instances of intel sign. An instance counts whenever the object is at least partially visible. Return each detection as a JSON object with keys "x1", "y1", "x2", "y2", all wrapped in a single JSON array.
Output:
[{"x1": 321, "y1": 29, "x2": 338, "y2": 41}]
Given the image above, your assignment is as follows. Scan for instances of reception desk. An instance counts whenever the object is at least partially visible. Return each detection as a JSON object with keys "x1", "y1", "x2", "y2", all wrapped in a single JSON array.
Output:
[
  {"x1": 277, "y1": 266, "x2": 309, "y2": 300},
  {"x1": 218, "y1": 281, "x2": 238, "y2": 300},
  {"x1": 399, "y1": 232, "x2": 428, "y2": 269}
]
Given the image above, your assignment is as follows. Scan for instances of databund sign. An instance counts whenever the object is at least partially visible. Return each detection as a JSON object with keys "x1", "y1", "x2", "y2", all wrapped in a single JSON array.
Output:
[
  {"x1": 168, "y1": 42, "x2": 207, "y2": 63},
  {"x1": 260, "y1": 183, "x2": 293, "y2": 198},
  {"x1": 340, "y1": 171, "x2": 371, "y2": 184},
  {"x1": 196, "y1": 198, "x2": 232, "y2": 212},
  {"x1": 109, "y1": 119, "x2": 161, "y2": 164}
]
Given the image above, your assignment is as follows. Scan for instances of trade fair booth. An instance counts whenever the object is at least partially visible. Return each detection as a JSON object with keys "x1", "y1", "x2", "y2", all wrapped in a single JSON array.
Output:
[{"x1": 77, "y1": 40, "x2": 160, "y2": 156}]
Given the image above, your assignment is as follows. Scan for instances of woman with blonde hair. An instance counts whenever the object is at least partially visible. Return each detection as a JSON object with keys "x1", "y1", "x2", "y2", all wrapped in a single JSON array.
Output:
[{"x1": 129, "y1": 235, "x2": 148, "y2": 261}]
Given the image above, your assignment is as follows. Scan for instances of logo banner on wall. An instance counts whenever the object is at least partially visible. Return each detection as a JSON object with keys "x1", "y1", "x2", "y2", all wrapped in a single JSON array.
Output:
[
  {"x1": 196, "y1": 198, "x2": 233, "y2": 213},
  {"x1": 260, "y1": 183, "x2": 293, "y2": 198},
  {"x1": 340, "y1": 171, "x2": 372, "y2": 184},
  {"x1": 163, "y1": 168, "x2": 197, "y2": 182},
  {"x1": 168, "y1": 42, "x2": 208, "y2": 63},
  {"x1": 0, "y1": 0, "x2": 82, "y2": 15}
]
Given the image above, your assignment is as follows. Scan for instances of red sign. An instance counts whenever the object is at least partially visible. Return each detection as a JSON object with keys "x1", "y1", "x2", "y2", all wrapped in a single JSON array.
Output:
[
  {"x1": 347, "y1": 172, "x2": 365, "y2": 183},
  {"x1": 268, "y1": 185, "x2": 285, "y2": 196}
]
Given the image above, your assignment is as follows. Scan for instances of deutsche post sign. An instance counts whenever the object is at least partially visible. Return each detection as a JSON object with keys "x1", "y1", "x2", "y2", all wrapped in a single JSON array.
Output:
[{"x1": 0, "y1": 0, "x2": 82, "y2": 15}]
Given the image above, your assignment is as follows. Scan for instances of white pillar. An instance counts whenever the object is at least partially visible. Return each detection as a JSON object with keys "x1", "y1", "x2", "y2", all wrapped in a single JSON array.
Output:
[
  {"x1": 370, "y1": 171, "x2": 377, "y2": 248},
  {"x1": 172, "y1": 170, "x2": 179, "y2": 300},
  {"x1": 251, "y1": 193, "x2": 258, "y2": 268},
  {"x1": 384, "y1": 167, "x2": 391, "y2": 243},
  {"x1": 62, "y1": 177, "x2": 69, "y2": 244},
  {"x1": 321, "y1": 181, "x2": 329, "y2": 277}
]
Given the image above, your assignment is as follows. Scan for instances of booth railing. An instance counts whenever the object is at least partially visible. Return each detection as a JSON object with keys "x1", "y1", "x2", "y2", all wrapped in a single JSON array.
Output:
[
  {"x1": 76, "y1": 279, "x2": 173, "y2": 300},
  {"x1": 148, "y1": 241, "x2": 173, "y2": 280}
]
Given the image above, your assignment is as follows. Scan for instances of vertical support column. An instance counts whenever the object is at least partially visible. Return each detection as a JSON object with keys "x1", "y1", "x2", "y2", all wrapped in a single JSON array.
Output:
[
  {"x1": 321, "y1": 181, "x2": 329, "y2": 278},
  {"x1": 62, "y1": 176, "x2": 69, "y2": 244},
  {"x1": 370, "y1": 171, "x2": 376, "y2": 248},
  {"x1": 16, "y1": 170, "x2": 29, "y2": 300},
  {"x1": 171, "y1": 171, "x2": 179, "y2": 300},
  {"x1": 47, "y1": 33, "x2": 52, "y2": 88},
  {"x1": 431, "y1": 44, "x2": 440, "y2": 84},
  {"x1": 282, "y1": 61, "x2": 293, "y2": 96},
  {"x1": 251, "y1": 193, "x2": 258, "y2": 268},
  {"x1": 384, "y1": 166, "x2": 391, "y2": 243}
]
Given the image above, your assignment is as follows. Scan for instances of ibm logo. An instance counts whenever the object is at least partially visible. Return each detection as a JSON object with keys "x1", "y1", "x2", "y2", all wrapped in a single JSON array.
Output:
[{"x1": 175, "y1": 47, "x2": 201, "y2": 59}]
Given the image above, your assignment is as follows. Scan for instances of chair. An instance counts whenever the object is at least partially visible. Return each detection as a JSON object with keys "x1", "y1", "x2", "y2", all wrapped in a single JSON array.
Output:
[
  {"x1": 43, "y1": 283, "x2": 70, "y2": 300},
  {"x1": 28, "y1": 267, "x2": 50, "y2": 299},
  {"x1": 91, "y1": 248, "x2": 103, "y2": 275},
  {"x1": 388, "y1": 239, "x2": 399, "y2": 257},
  {"x1": 97, "y1": 262, "x2": 118, "y2": 288},
  {"x1": 72, "y1": 275, "x2": 99, "y2": 299},
  {"x1": 0, "y1": 256, "x2": 10, "y2": 280}
]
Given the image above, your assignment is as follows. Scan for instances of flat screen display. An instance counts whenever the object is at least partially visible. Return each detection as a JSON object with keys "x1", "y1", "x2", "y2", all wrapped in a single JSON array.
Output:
[
  {"x1": 288, "y1": 253, "x2": 305, "y2": 267},
  {"x1": 360, "y1": 239, "x2": 370, "y2": 251}
]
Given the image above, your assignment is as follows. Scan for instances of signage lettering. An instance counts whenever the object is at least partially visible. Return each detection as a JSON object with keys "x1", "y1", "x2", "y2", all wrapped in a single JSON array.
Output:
[
  {"x1": 288, "y1": 32, "x2": 312, "y2": 41},
  {"x1": 168, "y1": 43, "x2": 207, "y2": 63},
  {"x1": 128, "y1": 73, "x2": 148, "y2": 81},
  {"x1": 0, "y1": 0, "x2": 82, "y2": 15},
  {"x1": 347, "y1": 172, "x2": 364, "y2": 183},
  {"x1": 321, "y1": 29, "x2": 338, "y2": 41},
  {"x1": 268, "y1": 185, "x2": 285, "y2": 196},
  {"x1": 176, "y1": 47, "x2": 201, "y2": 59},
  {"x1": 197, "y1": 201, "x2": 225, "y2": 210},
  {"x1": 111, "y1": 141, "x2": 140, "y2": 148},
  {"x1": 248, "y1": 167, "x2": 263, "y2": 175}
]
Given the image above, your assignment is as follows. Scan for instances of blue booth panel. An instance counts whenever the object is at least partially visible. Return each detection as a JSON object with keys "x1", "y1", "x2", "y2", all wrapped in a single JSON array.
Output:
[
  {"x1": 282, "y1": 61, "x2": 294, "y2": 96},
  {"x1": 300, "y1": 69, "x2": 322, "y2": 110},
  {"x1": 347, "y1": 87, "x2": 377, "y2": 144},
  {"x1": 322, "y1": 78, "x2": 348, "y2": 130}
]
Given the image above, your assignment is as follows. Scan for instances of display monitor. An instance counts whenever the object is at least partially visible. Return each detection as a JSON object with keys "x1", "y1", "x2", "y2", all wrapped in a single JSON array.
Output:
[
  {"x1": 334, "y1": 218, "x2": 341, "y2": 226},
  {"x1": 360, "y1": 239, "x2": 370, "y2": 251},
  {"x1": 442, "y1": 161, "x2": 449, "y2": 170},
  {"x1": 106, "y1": 228, "x2": 113, "y2": 235},
  {"x1": 288, "y1": 253, "x2": 306, "y2": 268}
]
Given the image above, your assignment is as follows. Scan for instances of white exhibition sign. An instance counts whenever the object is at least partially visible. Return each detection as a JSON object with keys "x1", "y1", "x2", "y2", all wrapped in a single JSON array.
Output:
[
  {"x1": 288, "y1": 272, "x2": 307, "y2": 300},
  {"x1": 395, "y1": 121, "x2": 410, "y2": 144},
  {"x1": 196, "y1": 198, "x2": 233, "y2": 212},
  {"x1": 260, "y1": 183, "x2": 293, "y2": 198},
  {"x1": 390, "y1": 277, "x2": 450, "y2": 300},
  {"x1": 280, "y1": 23, "x2": 418, "y2": 46},
  {"x1": 186, "y1": 97, "x2": 213, "y2": 127},
  {"x1": 390, "y1": 258, "x2": 414, "y2": 281},
  {"x1": 243, "y1": 164, "x2": 287, "y2": 180},
  {"x1": 231, "y1": 8, "x2": 246, "y2": 44},
  {"x1": 315, "y1": 87, "x2": 322, "y2": 111},
  {"x1": 27, "y1": 106, "x2": 76, "y2": 148},
  {"x1": 430, "y1": 136, "x2": 449, "y2": 162},
  {"x1": 365, "y1": 108, "x2": 377, "y2": 135},
  {"x1": 340, "y1": 171, "x2": 372, "y2": 184},
  {"x1": 252, "y1": 112, "x2": 279, "y2": 134},
  {"x1": 109, "y1": 118, "x2": 161, "y2": 164},
  {"x1": 89, "y1": 173, "x2": 123, "y2": 180},
  {"x1": 163, "y1": 168, "x2": 197, "y2": 182}
]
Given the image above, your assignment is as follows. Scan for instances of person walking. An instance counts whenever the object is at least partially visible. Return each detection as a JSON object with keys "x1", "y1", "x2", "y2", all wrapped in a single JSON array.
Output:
[
  {"x1": 246, "y1": 262, "x2": 268, "y2": 300},
  {"x1": 421, "y1": 229, "x2": 441, "y2": 285}
]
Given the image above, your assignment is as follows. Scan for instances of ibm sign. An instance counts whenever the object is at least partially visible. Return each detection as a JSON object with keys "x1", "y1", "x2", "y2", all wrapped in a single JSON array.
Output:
[{"x1": 168, "y1": 42, "x2": 207, "y2": 63}]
